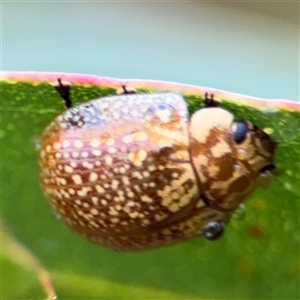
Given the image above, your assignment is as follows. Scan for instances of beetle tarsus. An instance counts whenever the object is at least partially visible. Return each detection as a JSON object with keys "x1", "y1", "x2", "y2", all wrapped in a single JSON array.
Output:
[
  {"x1": 204, "y1": 92, "x2": 219, "y2": 108},
  {"x1": 117, "y1": 85, "x2": 137, "y2": 95},
  {"x1": 54, "y1": 78, "x2": 72, "y2": 109},
  {"x1": 202, "y1": 221, "x2": 225, "y2": 241}
]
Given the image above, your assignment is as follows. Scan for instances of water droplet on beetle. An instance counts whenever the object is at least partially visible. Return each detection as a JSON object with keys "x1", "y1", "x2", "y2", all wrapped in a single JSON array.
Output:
[
  {"x1": 232, "y1": 203, "x2": 247, "y2": 221},
  {"x1": 257, "y1": 170, "x2": 273, "y2": 188},
  {"x1": 52, "y1": 210, "x2": 61, "y2": 220},
  {"x1": 32, "y1": 135, "x2": 42, "y2": 151}
]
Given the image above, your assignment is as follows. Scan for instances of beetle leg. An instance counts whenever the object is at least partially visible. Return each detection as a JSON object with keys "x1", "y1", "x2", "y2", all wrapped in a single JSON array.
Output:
[
  {"x1": 204, "y1": 92, "x2": 219, "y2": 108},
  {"x1": 53, "y1": 78, "x2": 72, "y2": 109},
  {"x1": 116, "y1": 85, "x2": 137, "y2": 95}
]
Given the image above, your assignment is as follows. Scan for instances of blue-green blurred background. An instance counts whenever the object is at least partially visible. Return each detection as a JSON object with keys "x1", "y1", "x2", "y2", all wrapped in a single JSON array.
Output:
[
  {"x1": 2, "y1": 1, "x2": 299, "y2": 101},
  {"x1": 2, "y1": 2, "x2": 299, "y2": 299}
]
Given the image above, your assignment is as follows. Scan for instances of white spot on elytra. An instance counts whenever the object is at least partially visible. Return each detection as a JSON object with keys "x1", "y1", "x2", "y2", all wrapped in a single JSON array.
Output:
[
  {"x1": 92, "y1": 149, "x2": 101, "y2": 156},
  {"x1": 148, "y1": 166, "x2": 156, "y2": 172},
  {"x1": 70, "y1": 161, "x2": 77, "y2": 168},
  {"x1": 111, "y1": 179, "x2": 119, "y2": 190},
  {"x1": 79, "y1": 220, "x2": 85, "y2": 227},
  {"x1": 74, "y1": 140, "x2": 83, "y2": 148},
  {"x1": 63, "y1": 152, "x2": 70, "y2": 159},
  {"x1": 77, "y1": 187, "x2": 88, "y2": 197},
  {"x1": 91, "y1": 197, "x2": 98, "y2": 205},
  {"x1": 81, "y1": 151, "x2": 89, "y2": 158},
  {"x1": 55, "y1": 153, "x2": 62, "y2": 159},
  {"x1": 64, "y1": 165, "x2": 73, "y2": 173},
  {"x1": 89, "y1": 172, "x2": 98, "y2": 182},
  {"x1": 142, "y1": 171, "x2": 150, "y2": 178},
  {"x1": 72, "y1": 174, "x2": 82, "y2": 185},
  {"x1": 122, "y1": 135, "x2": 133, "y2": 144},
  {"x1": 108, "y1": 147, "x2": 116, "y2": 154},
  {"x1": 62, "y1": 140, "x2": 70, "y2": 148},
  {"x1": 105, "y1": 156, "x2": 113, "y2": 166},
  {"x1": 128, "y1": 149, "x2": 147, "y2": 166},
  {"x1": 95, "y1": 185, "x2": 104, "y2": 194},
  {"x1": 127, "y1": 191, "x2": 134, "y2": 198},
  {"x1": 113, "y1": 112, "x2": 120, "y2": 119},
  {"x1": 109, "y1": 207, "x2": 118, "y2": 216},
  {"x1": 72, "y1": 151, "x2": 79, "y2": 158},
  {"x1": 40, "y1": 150, "x2": 45, "y2": 158},
  {"x1": 129, "y1": 212, "x2": 139, "y2": 219},
  {"x1": 122, "y1": 177, "x2": 130, "y2": 185},
  {"x1": 75, "y1": 199, "x2": 82, "y2": 205},
  {"x1": 90, "y1": 138, "x2": 100, "y2": 148},
  {"x1": 82, "y1": 161, "x2": 94, "y2": 169},
  {"x1": 141, "y1": 195, "x2": 153, "y2": 203},
  {"x1": 105, "y1": 138, "x2": 115, "y2": 146},
  {"x1": 115, "y1": 204, "x2": 122, "y2": 211},
  {"x1": 68, "y1": 188, "x2": 75, "y2": 194},
  {"x1": 132, "y1": 131, "x2": 148, "y2": 141},
  {"x1": 53, "y1": 142, "x2": 61, "y2": 150},
  {"x1": 90, "y1": 208, "x2": 99, "y2": 215},
  {"x1": 122, "y1": 107, "x2": 129, "y2": 114},
  {"x1": 132, "y1": 171, "x2": 143, "y2": 179},
  {"x1": 90, "y1": 221, "x2": 99, "y2": 228},
  {"x1": 119, "y1": 167, "x2": 126, "y2": 174}
]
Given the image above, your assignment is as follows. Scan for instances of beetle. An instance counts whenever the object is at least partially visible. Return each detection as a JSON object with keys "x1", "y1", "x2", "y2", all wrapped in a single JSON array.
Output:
[{"x1": 38, "y1": 79, "x2": 276, "y2": 250}]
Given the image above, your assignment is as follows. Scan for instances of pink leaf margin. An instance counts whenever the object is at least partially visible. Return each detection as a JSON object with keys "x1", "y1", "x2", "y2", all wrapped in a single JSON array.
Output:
[{"x1": 1, "y1": 71, "x2": 299, "y2": 112}]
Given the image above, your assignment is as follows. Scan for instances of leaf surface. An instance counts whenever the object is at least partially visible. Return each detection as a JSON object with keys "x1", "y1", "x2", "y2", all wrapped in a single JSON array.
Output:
[{"x1": 1, "y1": 72, "x2": 299, "y2": 299}]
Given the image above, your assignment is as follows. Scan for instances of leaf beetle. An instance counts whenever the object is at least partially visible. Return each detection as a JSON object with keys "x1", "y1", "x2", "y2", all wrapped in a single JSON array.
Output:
[{"x1": 38, "y1": 79, "x2": 276, "y2": 250}]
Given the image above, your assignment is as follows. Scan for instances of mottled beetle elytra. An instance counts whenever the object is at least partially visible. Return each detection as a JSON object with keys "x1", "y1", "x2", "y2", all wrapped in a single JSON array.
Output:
[{"x1": 38, "y1": 79, "x2": 276, "y2": 250}]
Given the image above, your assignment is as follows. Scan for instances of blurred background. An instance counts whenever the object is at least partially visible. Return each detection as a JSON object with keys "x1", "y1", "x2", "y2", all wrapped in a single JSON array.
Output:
[
  {"x1": 2, "y1": 1, "x2": 299, "y2": 100},
  {"x1": 2, "y1": 1, "x2": 299, "y2": 299}
]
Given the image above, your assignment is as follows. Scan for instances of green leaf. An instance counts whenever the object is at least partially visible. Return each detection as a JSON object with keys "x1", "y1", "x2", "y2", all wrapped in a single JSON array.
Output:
[{"x1": 1, "y1": 72, "x2": 299, "y2": 299}]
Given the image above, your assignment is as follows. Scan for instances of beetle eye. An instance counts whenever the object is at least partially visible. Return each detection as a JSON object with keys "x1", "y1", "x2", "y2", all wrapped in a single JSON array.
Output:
[
  {"x1": 233, "y1": 121, "x2": 249, "y2": 143},
  {"x1": 202, "y1": 221, "x2": 225, "y2": 241}
]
